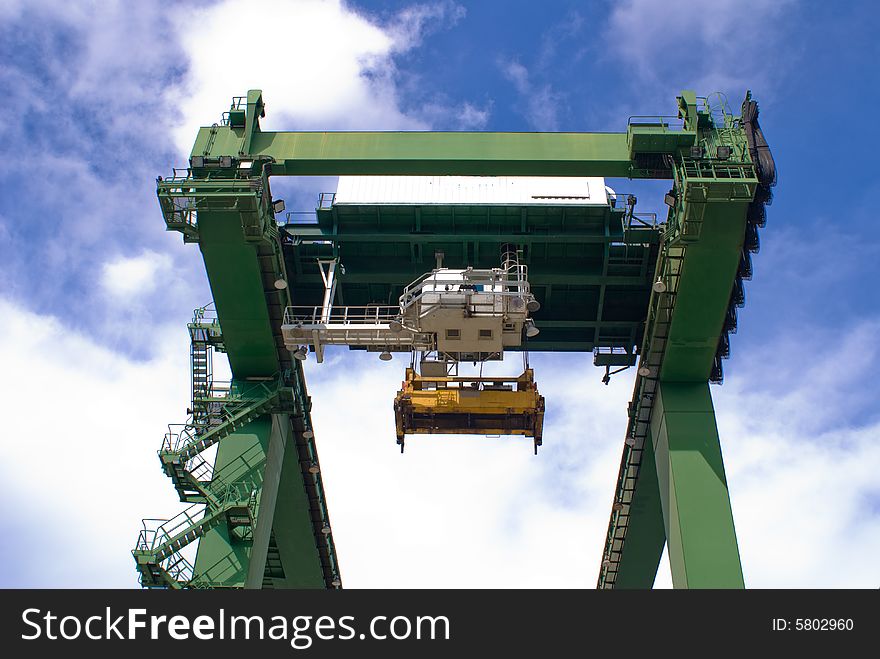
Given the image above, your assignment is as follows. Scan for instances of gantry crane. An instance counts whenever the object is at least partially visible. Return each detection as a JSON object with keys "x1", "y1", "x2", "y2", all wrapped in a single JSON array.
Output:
[{"x1": 133, "y1": 89, "x2": 775, "y2": 589}]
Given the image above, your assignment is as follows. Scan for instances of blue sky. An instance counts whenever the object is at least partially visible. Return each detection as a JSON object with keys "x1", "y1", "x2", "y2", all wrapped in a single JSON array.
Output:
[{"x1": 1, "y1": 0, "x2": 878, "y2": 588}]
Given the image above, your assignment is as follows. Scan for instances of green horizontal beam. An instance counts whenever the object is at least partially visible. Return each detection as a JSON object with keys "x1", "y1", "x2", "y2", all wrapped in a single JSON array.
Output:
[
  {"x1": 290, "y1": 272, "x2": 649, "y2": 286},
  {"x1": 283, "y1": 228, "x2": 659, "y2": 245},
  {"x1": 193, "y1": 127, "x2": 637, "y2": 177}
]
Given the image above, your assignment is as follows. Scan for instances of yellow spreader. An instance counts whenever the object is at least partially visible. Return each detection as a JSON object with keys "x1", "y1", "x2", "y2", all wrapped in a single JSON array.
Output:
[{"x1": 393, "y1": 368, "x2": 545, "y2": 453}]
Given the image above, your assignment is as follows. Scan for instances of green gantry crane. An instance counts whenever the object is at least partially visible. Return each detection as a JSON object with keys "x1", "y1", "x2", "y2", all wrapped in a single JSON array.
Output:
[{"x1": 133, "y1": 89, "x2": 775, "y2": 589}]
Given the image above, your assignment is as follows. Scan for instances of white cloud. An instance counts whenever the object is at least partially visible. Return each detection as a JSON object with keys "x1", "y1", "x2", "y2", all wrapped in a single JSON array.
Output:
[
  {"x1": 713, "y1": 319, "x2": 880, "y2": 587},
  {"x1": 385, "y1": 0, "x2": 467, "y2": 49},
  {"x1": 171, "y1": 0, "x2": 471, "y2": 152},
  {"x1": 418, "y1": 99, "x2": 492, "y2": 130},
  {"x1": 605, "y1": 0, "x2": 798, "y2": 98},
  {"x1": 0, "y1": 1, "x2": 203, "y2": 340},
  {"x1": 644, "y1": 318, "x2": 880, "y2": 589},
  {"x1": 101, "y1": 250, "x2": 172, "y2": 299},
  {"x1": 500, "y1": 60, "x2": 563, "y2": 131},
  {"x1": 0, "y1": 298, "x2": 188, "y2": 587}
]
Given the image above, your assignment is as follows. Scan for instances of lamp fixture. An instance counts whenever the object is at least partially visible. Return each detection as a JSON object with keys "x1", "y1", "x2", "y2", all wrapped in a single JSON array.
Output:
[{"x1": 525, "y1": 319, "x2": 540, "y2": 338}]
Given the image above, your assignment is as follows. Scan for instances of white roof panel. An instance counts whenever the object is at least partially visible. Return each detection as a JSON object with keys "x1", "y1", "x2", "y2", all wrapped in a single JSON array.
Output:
[{"x1": 334, "y1": 176, "x2": 609, "y2": 206}]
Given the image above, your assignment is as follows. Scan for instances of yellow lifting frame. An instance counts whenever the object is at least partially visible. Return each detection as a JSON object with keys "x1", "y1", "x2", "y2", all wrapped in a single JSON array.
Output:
[{"x1": 393, "y1": 368, "x2": 545, "y2": 452}]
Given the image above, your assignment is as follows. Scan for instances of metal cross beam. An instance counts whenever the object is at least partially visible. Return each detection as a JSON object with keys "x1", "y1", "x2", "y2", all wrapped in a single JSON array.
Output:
[{"x1": 189, "y1": 89, "x2": 696, "y2": 178}]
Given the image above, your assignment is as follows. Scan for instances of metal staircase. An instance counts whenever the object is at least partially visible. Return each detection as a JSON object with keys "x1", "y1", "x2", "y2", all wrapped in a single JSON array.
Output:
[
  {"x1": 159, "y1": 377, "x2": 295, "y2": 485},
  {"x1": 188, "y1": 305, "x2": 225, "y2": 434},
  {"x1": 134, "y1": 305, "x2": 301, "y2": 588},
  {"x1": 133, "y1": 479, "x2": 258, "y2": 589}
]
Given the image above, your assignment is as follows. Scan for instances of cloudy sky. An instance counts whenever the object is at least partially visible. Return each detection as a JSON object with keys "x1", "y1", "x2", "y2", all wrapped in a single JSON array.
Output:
[{"x1": 1, "y1": 0, "x2": 878, "y2": 588}]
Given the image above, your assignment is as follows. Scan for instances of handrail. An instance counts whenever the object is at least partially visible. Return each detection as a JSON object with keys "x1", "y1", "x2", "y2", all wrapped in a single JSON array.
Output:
[
  {"x1": 161, "y1": 374, "x2": 291, "y2": 456},
  {"x1": 317, "y1": 192, "x2": 336, "y2": 209},
  {"x1": 627, "y1": 115, "x2": 686, "y2": 131},
  {"x1": 283, "y1": 305, "x2": 400, "y2": 326},
  {"x1": 138, "y1": 479, "x2": 259, "y2": 553},
  {"x1": 400, "y1": 266, "x2": 532, "y2": 308}
]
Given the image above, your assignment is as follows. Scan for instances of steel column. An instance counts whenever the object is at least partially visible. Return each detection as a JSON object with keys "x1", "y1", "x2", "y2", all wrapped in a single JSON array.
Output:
[
  {"x1": 244, "y1": 413, "x2": 287, "y2": 588},
  {"x1": 651, "y1": 381, "x2": 743, "y2": 588}
]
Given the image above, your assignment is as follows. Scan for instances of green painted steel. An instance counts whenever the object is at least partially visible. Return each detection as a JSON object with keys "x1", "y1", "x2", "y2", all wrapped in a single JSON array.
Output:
[
  {"x1": 191, "y1": 415, "x2": 326, "y2": 588},
  {"x1": 283, "y1": 200, "x2": 659, "y2": 355},
  {"x1": 191, "y1": 418, "x2": 271, "y2": 588},
  {"x1": 193, "y1": 128, "x2": 637, "y2": 177},
  {"x1": 660, "y1": 158, "x2": 756, "y2": 382},
  {"x1": 198, "y1": 212, "x2": 279, "y2": 377},
  {"x1": 139, "y1": 88, "x2": 771, "y2": 591},
  {"x1": 190, "y1": 87, "x2": 697, "y2": 179},
  {"x1": 650, "y1": 382, "x2": 744, "y2": 588},
  {"x1": 140, "y1": 155, "x2": 341, "y2": 589},
  {"x1": 611, "y1": 432, "x2": 666, "y2": 589},
  {"x1": 598, "y1": 91, "x2": 774, "y2": 588}
]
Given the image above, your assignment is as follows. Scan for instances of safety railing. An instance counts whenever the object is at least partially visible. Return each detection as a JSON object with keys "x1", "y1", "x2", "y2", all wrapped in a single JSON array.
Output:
[
  {"x1": 161, "y1": 376, "x2": 290, "y2": 457},
  {"x1": 400, "y1": 267, "x2": 532, "y2": 308},
  {"x1": 606, "y1": 192, "x2": 659, "y2": 230},
  {"x1": 629, "y1": 212, "x2": 658, "y2": 228},
  {"x1": 680, "y1": 159, "x2": 757, "y2": 182},
  {"x1": 157, "y1": 171, "x2": 270, "y2": 242},
  {"x1": 191, "y1": 303, "x2": 218, "y2": 324},
  {"x1": 698, "y1": 92, "x2": 735, "y2": 129},
  {"x1": 283, "y1": 211, "x2": 320, "y2": 225},
  {"x1": 160, "y1": 434, "x2": 215, "y2": 482},
  {"x1": 283, "y1": 305, "x2": 400, "y2": 326},
  {"x1": 137, "y1": 505, "x2": 208, "y2": 554},
  {"x1": 137, "y1": 480, "x2": 259, "y2": 553},
  {"x1": 220, "y1": 96, "x2": 248, "y2": 126},
  {"x1": 626, "y1": 115, "x2": 685, "y2": 132}
]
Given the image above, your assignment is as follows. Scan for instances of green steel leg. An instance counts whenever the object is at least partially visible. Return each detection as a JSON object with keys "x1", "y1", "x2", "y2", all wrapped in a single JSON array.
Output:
[
  {"x1": 651, "y1": 381, "x2": 744, "y2": 588},
  {"x1": 193, "y1": 413, "x2": 326, "y2": 588},
  {"x1": 265, "y1": 420, "x2": 326, "y2": 588},
  {"x1": 614, "y1": 433, "x2": 666, "y2": 588},
  {"x1": 244, "y1": 414, "x2": 287, "y2": 588},
  {"x1": 193, "y1": 416, "x2": 271, "y2": 587}
]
